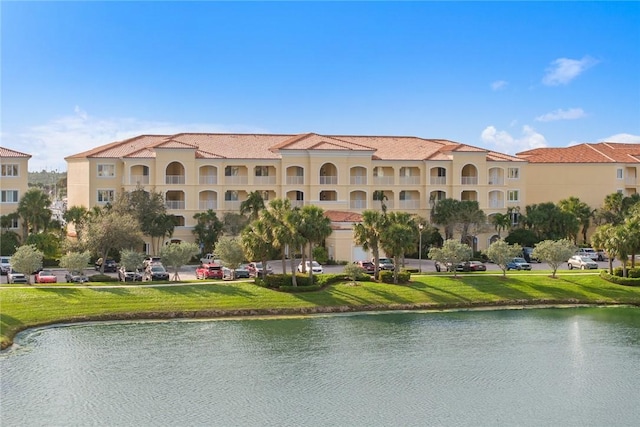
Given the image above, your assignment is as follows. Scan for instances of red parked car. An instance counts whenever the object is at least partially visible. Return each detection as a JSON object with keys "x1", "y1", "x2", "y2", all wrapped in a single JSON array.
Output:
[
  {"x1": 195, "y1": 263, "x2": 224, "y2": 280},
  {"x1": 35, "y1": 269, "x2": 58, "y2": 283},
  {"x1": 353, "y1": 260, "x2": 376, "y2": 274}
]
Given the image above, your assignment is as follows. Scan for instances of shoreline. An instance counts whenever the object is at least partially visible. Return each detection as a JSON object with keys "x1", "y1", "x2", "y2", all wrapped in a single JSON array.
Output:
[{"x1": 3, "y1": 299, "x2": 637, "y2": 351}]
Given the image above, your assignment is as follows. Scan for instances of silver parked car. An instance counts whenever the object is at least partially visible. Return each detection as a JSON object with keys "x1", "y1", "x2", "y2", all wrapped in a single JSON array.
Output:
[{"x1": 567, "y1": 255, "x2": 599, "y2": 270}]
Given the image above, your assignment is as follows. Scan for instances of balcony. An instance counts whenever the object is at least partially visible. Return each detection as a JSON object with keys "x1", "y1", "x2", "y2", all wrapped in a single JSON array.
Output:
[
  {"x1": 461, "y1": 176, "x2": 478, "y2": 185},
  {"x1": 373, "y1": 176, "x2": 394, "y2": 185},
  {"x1": 319, "y1": 176, "x2": 338, "y2": 185},
  {"x1": 225, "y1": 200, "x2": 242, "y2": 210},
  {"x1": 166, "y1": 200, "x2": 185, "y2": 210},
  {"x1": 350, "y1": 200, "x2": 367, "y2": 209},
  {"x1": 166, "y1": 175, "x2": 185, "y2": 185},
  {"x1": 625, "y1": 176, "x2": 637, "y2": 186},
  {"x1": 488, "y1": 177, "x2": 504, "y2": 186},
  {"x1": 350, "y1": 176, "x2": 367, "y2": 185},
  {"x1": 489, "y1": 199, "x2": 505, "y2": 208},
  {"x1": 199, "y1": 175, "x2": 218, "y2": 185},
  {"x1": 225, "y1": 176, "x2": 248, "y2": 185},
  {"x1": 129, "y1": 175, "x2": 150, "y2": 185},
  {"x1": 199, "y1": 201, "x2": 218, "y2": 210},
  {"x1": 286, "y1": 176, "x2": 304, "y2": 185},
  {"x1": 430, "y1": 176, "x2": 446, "y2": 186},
  {"x1": 399, "y1": 176, "x2": 420, "y2": 185},
  {"x1": 398, "y1": 200, "x2": 420, "y2": 209},
  {"x1": 254, "y1": 176, "x2": 276, "y2": 185}
]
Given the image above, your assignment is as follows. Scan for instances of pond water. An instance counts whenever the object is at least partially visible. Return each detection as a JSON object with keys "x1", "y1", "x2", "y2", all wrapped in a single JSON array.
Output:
[{"x1": 2, "y1": 307, "x2": 639, "y2": 426}]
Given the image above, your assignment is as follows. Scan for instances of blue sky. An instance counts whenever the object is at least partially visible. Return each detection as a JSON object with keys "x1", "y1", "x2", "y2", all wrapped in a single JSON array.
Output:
[{"x1": 2, "y1": 1, "x2": 639, "y2": 172}]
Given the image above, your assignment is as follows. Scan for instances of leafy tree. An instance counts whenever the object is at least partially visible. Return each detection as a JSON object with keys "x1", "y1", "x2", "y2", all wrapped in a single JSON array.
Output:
[
  {"x1": 428, "y1": 239, "x2": 472, "y2": 279},
  {"x1": 522, "y1": 202, "x2": 578, "y2": 241},
  {"x1": 505, "y1": 228, "x2": 538, "y2": 247},
  {"x1": 119, "y1": 249, "x2": 146, "y2": 272},
  {"x1": 10, "y1": 244, "x2": 43, "y2": 284},
  {"x1": 17, "y1": 188, "x2": 52, "y2": 237},
  {"x1": 380, "y1": 211, "x2": 417, "y2": 283},
  {"x1": 484, "y1": 240, "x2": 523, "y2": 277},
  {"x1": 1, "y1": 231, "x2": 20, "y2": 255},
  {"x1": 146, "y1": 213, "x2": 177, "y2": 255},
  {"x1": 0, "y1": 213, "x2": 20, "y2": 233},
  {"x1": 59, "y1": 251, "x2": 91, "y2": 274},
  {"x1": 532, "y1": 239, "x2": 577, "y2": 278},
  {"x1": 63, "y1": 205, "x2": 89, "y2": 241},
  {"x1": 160, "y1": 242, "x2": 200, "y2": 281},
  {"x1": 298, "y1": 205, "x2": 332, "y2": 283},
  {"x1": 192, "y1": 210, "x2": 224, "y2": 254},
  {"x1": 343, "y1": 263, "x2": 365, "y2": 284},
  {"x1": 353, "y1": 210, "x2": 386, "y2": 279},
  {"x1": 83, "y1": 210, "x2": 144, "y2": 274},
  {"x1": 241, "y1": 219, "x2": 272, "y2": 280},
  {"x1": 240, "y1": 191, "x2": 265, "y2": 221},
  {"x1": 221, "y1": 212, "x2": 248, "y2": 236},
  {"x1": 558, "y1": 197, "x2": 593, "y2": 244},
  {"x1": 214, "y1": 236, "x2": 245, "y2": 278},
  {"x1": 25, "y1": 232, "x2": 62, "y2": 259}
]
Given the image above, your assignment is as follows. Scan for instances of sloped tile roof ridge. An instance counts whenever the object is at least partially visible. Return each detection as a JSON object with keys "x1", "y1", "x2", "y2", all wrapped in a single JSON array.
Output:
[
  {"x1": 324, "y1": 210, "x2": 363, "y2": 223},
  {"x1": 195, "y1": 148, "x2": 226, "y2": 159},
  {"x1": 64, "y1": 134, "x2": 170, "y2": 159},
  {"x1": 0, "y1": 146, "x2": 31, "y2": 158},
  {"x1": 585, "y1": 143, "x2": 616, "y2": 162},
  {"x1": 270, "y1": 133, "x2": 374, "y2": 151},
  {"x1": 150, "y1": 137, "x2": 199, "y2": 149},
  {"x1": 269, "y1": 133, "x2": 317, "y2": 150}
]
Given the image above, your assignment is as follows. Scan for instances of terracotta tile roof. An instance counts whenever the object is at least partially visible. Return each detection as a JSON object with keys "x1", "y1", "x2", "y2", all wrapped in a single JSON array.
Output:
[
  {"x1": 517, "y1": 142, "x2": 640, "y2": 163},
  {"x1": 0, "y1": 146, "x2": 31, "y2": 158},
  {"x1": 324, "y1": 210, "x2": 363, "y2": 223},
  {"x1": 64, "y1": 132, "x2": 522, "y2": 163}
]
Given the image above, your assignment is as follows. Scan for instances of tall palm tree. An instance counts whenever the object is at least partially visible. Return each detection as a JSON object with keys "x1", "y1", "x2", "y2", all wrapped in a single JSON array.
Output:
[
  {"x1": 262, "y1": 198, "x2": 293, "y2": 275},
  {"x1": 380, "y1": 212, "x2": 417, "y2": 284},
  {"x1": 558, "y1": 196, "x2": 593, "y2": 244},
  {"x1": 63, "y1": 205, "x2": 89, "y2": 240},
  {"x1": 17, "y1": 188, "x2": 52, "y2": 237},
  {"x1": 490, "y1": 213, "x2": 511, "y2": 239},
  {"x1": 240, "y1": 219, "x2": 272, "y2": 280},
  {"x1": 431, "y1": 198, "x2": 459, "y2": 240},
  {"x1": 298, "y1": 205, "x2": 331, "y2": 283},
  {"x1": 353, "y1": 210, "x2": 386, "y2": 279},
  {"x1": 240, "y1": 191, "x2": 266, "y2": 222}
]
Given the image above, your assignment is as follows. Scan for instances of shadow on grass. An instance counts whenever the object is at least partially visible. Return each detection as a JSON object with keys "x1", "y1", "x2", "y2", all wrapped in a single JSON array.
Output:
[{"x1": 155, "y1": 283, "x2": 255, "y2": 297}]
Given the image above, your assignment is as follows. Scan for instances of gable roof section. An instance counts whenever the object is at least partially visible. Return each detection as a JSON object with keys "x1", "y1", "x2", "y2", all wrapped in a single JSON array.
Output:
[
  {"x1": 324, "y1": 210, "x2": 363, "y2": 223},
  {"x1": 271, "y1": 133, "x2": 375, "y2": 152},
  {"x1": 0, "y1": 146, "x2": 31, "y2": 158},
  {"x1": 517, "y1": 142, "x2": 640, "y2": 163}
]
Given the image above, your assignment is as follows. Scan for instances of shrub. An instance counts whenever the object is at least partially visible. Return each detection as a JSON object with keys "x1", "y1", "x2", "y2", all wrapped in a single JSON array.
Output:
[
  {"x1": 379, "y1": 270, "x2": 411, "y2": 284},
  {"x1": 89, "y1": 274, "x2": 118, "y2": 282},
  {"x1": 260, "y1": 274, "x2": 318, "y2": 289},
  {"x1": 313, "y1": 246, "x2": 329, "y2": 264},
  {"x1": 628, "y1": 268, "x2": 640, "y2": 279},
  {"x1": 600, "y1": 270, "x2": 640, "y2": 286}
]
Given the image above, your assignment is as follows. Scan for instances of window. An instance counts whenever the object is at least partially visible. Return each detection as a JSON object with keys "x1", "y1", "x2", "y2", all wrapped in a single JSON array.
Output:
[
  {"x1": 1, "y1": 190, "x2": 19, "y2": 203},
  {"x1": 1, "y1": 164, "x2": 19, "y2": 176},
  {"x1": 617, "y1": 168, "x2": 623, "y2": 179},
  {"x1": 510, "y1": 211, "x2": 520, "y2": 226},
  {"x1": 507, "y1": 190, "x2": 519, "y2": 202},
  {"x1": 97, "y1": 164, "x2": 115, "y2": 177},
  {"x1": 225, "y1": 166, "x2": 239, "y2": 176},
  {"x1": 255, "y1": 166, "x2": 269, "y2": 177},
  {"x1": 97, "y1": 189, "x2": 115, "y2": 203},
  {"x1": 9, "y1": 216, "x2": 19, "y2": 228},
  {"x1": 507, "y1": 168, "x2": 519, "y2": 179},
  {"x1": 225, "y1": 191, "x2": 238, "y2": 201}
]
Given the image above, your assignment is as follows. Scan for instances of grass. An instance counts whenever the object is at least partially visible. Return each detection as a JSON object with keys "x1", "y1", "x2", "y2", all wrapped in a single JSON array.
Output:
[{"x1": 2, "y1": 272, "x2": 640, "y2": 350}]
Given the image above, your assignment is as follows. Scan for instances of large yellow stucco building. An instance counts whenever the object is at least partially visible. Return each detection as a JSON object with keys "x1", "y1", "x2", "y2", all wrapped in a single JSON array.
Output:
[
  {"x1": 0, "y1": 147, "x2": 31, "y2": 238},
  {"x1": 64, "y1": 134, "x2": 640, "y2": 260}
]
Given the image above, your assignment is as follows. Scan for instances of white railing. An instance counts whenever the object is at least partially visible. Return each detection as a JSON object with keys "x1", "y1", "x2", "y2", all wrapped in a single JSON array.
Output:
[
  {"x1": 399, "y1": 200, "x2": 420, "y2": 209},
  {"x1": 199, "y1": 175, "x2": 217, "y2": 185},
  {"x1": 130, "y1": 175, "x2": 149, "y2": 185},
  {"x1": 625, "y1": 176, "x2": 637, "y2": 186},
  {"x1": 350, "y1": 176, "x2": 367, "y2": 185},
  {"x1": 319, "y1": 176, "x2": 338, "y2": 185},
  {"x1": 372, "y1": 200, "x2": 394, "y2": 210},
  {"x1": 254, "y1": 176, "x2": 276, "y2": 185},
  {"x1": 290, "y1": 200, "x2": 305, "y2": 208},
  {"x1": 350, "y1": 200, "x2": 367, "y2": 209},
  {"x1": 166, "y1": 200, "x2": 185, "y2": 210},
  {"x1": 399, "y1": 176, "x2": 420, "y2": 185},
  {"x1": 373, "y1": 176, "x2": 394, "y2": 185},
  {"x1": 224, "y1": 176, "x2": 248, "y2": 185},
  {"x1": 199, "y1": 201, "x2": 217, "y2": 210},
  {"x1": 461, "y1": 176, "x2": 478, "y2": 185},
  {"x1": 430, "y1": 176, "x2": 446, "y2": 185},
  {"x1": 165, "y1": 175, "x2": 185, "y2": 185},
  {"x1": 489, "y1": 199, "x2": 504, "y2": 208},
  {"x1": 286, "y1": 176, "x2": 304, "y2": 185},
  {"x1": 225, "y1": 200, "x2": 242, "y2": 210}
]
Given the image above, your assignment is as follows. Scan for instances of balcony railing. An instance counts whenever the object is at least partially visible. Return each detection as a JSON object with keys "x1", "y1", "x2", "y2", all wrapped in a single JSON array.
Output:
[
  {"x1": 373, "y1": 176, "x2": 394, "y2": 185},
  {"x1": 199, "y1": 175, "x2": 218, "y2": 185},
  {"x1": 224, "y1": 176, "x2": 248, "y2": 185},
  {"x1": 319, "y1": 175, "x2": 338, "y2": 185},
  {"x1": 254, "y1": 176, "x2": 276, "y2": 185},
  {"x1": 225, "y1": 200, "x2": 242, "y2": 210},
  {"x1": 166, "y1": 200, "x2": 185, "y2": 210},
  {"x1": 199, "y1": 201, "x2": 218, "y2": 210},
  {"x1": 489, "y1": 199, "x2": 505, "y2": 208},
  {"x1": 130, "y1": 175, "x2": 150, "y2": 185},
  {"x1": 350, "y1": 176, "x2": 367, "y2": 185},
  {"x1": 488, "y1": 177, "x2": 504, "y2": 186},
  {"x1": 399, "y1": 176, "x2": 420, "y2": 185},
  {"x1": 461, "y1": 176, "x2": 478, "y2": 185},
  {"x1": 286, "y1": 176, "x2": 304, "y2": 185},
  {"x1": 625, "y1": 177, "x2": 637, "y2": 186},
  {"x1": 165, "y1": 175, "x2": 185, "y2": 185},
  {"x1": 398, "y1": 200, "x2": 420, "y2": 209},
  {"x1": 430, "y1": 176, "x2": 446, "y2": 185},
  {"x1": 290, "y1": 200, "x2": 305, "y2": 208},
  {"x1": 350, "y1": 200, "x2": 367, "y2": 209}
]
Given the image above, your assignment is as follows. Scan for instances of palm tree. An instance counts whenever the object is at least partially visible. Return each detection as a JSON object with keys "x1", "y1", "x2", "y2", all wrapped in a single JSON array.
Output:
[
  {"x1": 380, "y1": 212, "x2": 417, "y2": 284},
  {"x1": 240, "y1": 219, "x2": 272, "y2": 280},
  {"x1": 558, "y1": 196, "x2": 593, "y2": 244},
  {"x1": 490, "y1": 213, "x2": 511, "y2": 239},
  {"x1": 17, "y1": 188, "x2": 52, "y2": 237},
  {"x1": 456, "y1": 200, "x2": 486, "y2": 247},
  {"x1": 298, "y1": 205, "x2": 331, "y2": 283},
  {"x1": 262, "y1": 198, "x2": 293, "y2": 275},
  {"x1": 353, "y1": 210, "x2": 386, "y2": 279},
  {"x1": 431, "y1": 198, "x2": 459, "y2": 240},
  {"x1": 63, "y1": 205, "x2": 89, "y2": 241},
  {"x1": 240, "y1": 191, "x2": 266, "y2": 222}
]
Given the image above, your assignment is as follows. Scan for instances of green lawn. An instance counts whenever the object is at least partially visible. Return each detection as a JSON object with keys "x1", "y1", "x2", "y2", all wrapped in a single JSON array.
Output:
[{"x1": 2, "y1": 273, "x2": 640, "y2": 349}]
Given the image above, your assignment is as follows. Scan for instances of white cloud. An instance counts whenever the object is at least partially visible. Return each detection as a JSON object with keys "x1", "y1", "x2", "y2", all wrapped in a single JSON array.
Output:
[
  {"x1": 542, "y1": 56, "x2": 598, "y2": 86},
  {"x1": 491, "y1": 80, "x2": 508, "y2": 91},
  {"x1": 599, "y1": 133, "x2": 640, "y2": 143},
  {"x1": 1, "y1": 108, "x2": 266, "y2": 172},
  {"x1": 480, "y1": 125, "x2": 547, "y2": 154},
  {"x1": 535, "y1": 108, "x2": 586, "y2": 122}
]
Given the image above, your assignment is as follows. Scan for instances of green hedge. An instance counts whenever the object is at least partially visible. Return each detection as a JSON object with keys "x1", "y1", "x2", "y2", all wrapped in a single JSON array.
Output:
[
  {"x1": 89, "y1": 274, "x2": 119, "y2": 282},
  {"x1": 600, "y1": 270, "x2": 640, "y2": 286},
  {"x1": 379, "y1": 270, "x2": 412, "y2": 284}
]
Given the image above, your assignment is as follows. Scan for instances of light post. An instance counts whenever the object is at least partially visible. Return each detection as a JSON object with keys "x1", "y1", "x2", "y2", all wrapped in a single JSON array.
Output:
[{"x1": 418, "y1": 223, "x2": 424, "y2": 273}]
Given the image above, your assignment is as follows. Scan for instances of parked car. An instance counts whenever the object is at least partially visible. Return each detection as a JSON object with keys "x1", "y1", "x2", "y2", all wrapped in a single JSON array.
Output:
[
  {"x1": 144, "y1": 256, "x2": 162, "y2": 267},
  {"x1": 352, "y1": 260, "x2": 375, "y2": 274},
  {"x1": 95, "y1": 258, "x2": 118, "y2": 272},
  {"x1": 35, "y1": 269, "x2": 58, "y2": 283},
  {"x1": 374, "y1": 257, "x2": 395, "y2": 271},
  {"x1": 195, "y1": 263, "x2": 224, "y2": 280},
  {"x1": 434, "y1": 261, "x2": 454, "y2": 272},
  {"x1": 234, "y1": 264, "x2": 251, "y2": 279},
  {"x1": 7, "y1": 268, "x2": 28, "y2": 284},
  {"x1": 456, "y1": 261, "x2": 487, "y2": 272},
  {"x1": 506, "y1": 257, "x2": 532, "y2": 271},
  {"x1": 298, "y1": 260, "x2": 324, "y2": 274},
  {"x1": 567, "y1": 255, "x2": 599, "y2": 270},
  {"x1": 65, "y1": 271, "x2": 89, "y2": 283},
  {"x1": 247, "y1": 262, "x2": 273, "y2": 277},
  {"x1": 118, "y1": 267, "x2": 142, "y2": 282},
  {"x1": 0, "y1": 256, "x2": 11, "y2": 275},
  {"x1": 596, "y1": 250, "x2": 608, "y2": 261},
  {"x1": 522, "y1": 247, "x2": 540, "y2": 263},
  {"x1": 576, "y1": 248, "x2": 599, "y2": 261},
  {"x1": 145, "y1": 264, "x2": 170, "y2": 281}
]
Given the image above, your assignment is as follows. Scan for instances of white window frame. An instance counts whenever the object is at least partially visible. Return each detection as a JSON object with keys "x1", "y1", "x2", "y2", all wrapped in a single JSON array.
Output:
[
  {"x1": 1, "y1": 164, "x2": 19, "y2": 177},
  {"x1": 97, "y1": 164, "x2": 116, "y2": 178},
  {"x1": 97, "y1": 189, "x2": 115, "y2": 203},
  {"x1": 507, "y1": 190, "x2": 519, "y2": 202},
  {"x1": 9, "y1": 216, "x2": 19, "y2": 228},
  {"x1": 225, "y1": 190, "x2": 238, "y2": 201},
  {"x1": 616, "y1": 168, "x2": 623, "y2": 179},
  {"x1": 507, "y1": 167, "x2": 520, "y2": 179},
  {"x1": 1, "y1": 190, "x2": 19, "y2": 203}
]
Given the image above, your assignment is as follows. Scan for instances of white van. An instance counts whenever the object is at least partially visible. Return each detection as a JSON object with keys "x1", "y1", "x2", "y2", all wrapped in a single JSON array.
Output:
[{"x1": 577, "y1": 248, "x2": 599, "y2": 261}]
